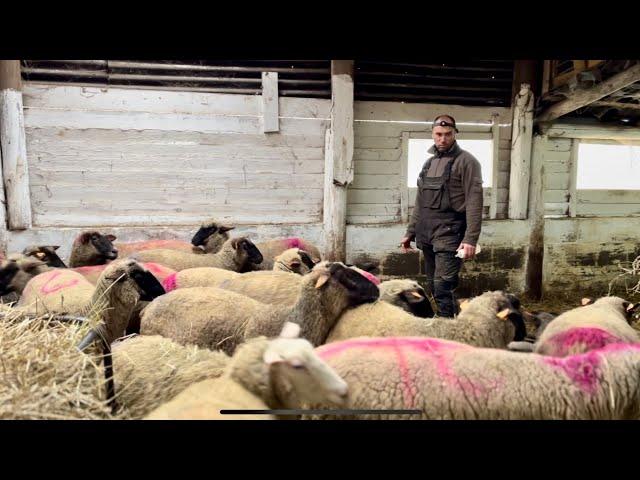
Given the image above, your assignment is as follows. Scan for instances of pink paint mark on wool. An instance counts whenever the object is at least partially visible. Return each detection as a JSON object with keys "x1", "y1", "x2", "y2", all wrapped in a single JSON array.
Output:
[
  {"x1": 162, "y1": 273, "x2": 178, "y2": 292},
  {"x1": 40, "y1": 271, "x2": 80, "y2": 294},
  {"x1": 542, "y1": 342, "x2": 640, "y2": 394},
  {"x1": 546, "y1": 327, "x2": 624, "y2": 357},
  {"x1": 284, "y1": 237, "x2": 303, "y2": 249},
  {"x1": 355, "y1": 269, "x2": 380, "y2": 285},
  {"x1": 143, "y1": 262, "x2": 175, "y2": 281},
  {"x1": 318, "y1": 337, "x2": 501, "y2": 401}
]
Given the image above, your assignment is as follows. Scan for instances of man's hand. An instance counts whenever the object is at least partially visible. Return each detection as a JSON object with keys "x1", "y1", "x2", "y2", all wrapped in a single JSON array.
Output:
[
  {"x1": 457, "y1": 243, "x2": 476, "y2": 260},
  {"x1": 400, "y1": 236, "x2": 415, "y2": 253}
]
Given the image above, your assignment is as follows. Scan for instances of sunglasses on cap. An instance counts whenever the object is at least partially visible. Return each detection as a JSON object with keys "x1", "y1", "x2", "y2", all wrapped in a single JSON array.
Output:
[{"x1": 432, "y1": 117, "x2": 459, "y2": 133}]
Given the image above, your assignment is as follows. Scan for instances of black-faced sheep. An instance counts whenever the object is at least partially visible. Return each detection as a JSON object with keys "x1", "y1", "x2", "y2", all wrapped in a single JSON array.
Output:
[
  {"x1": 236, "y1": 238, "x2": 322, "y2": 272},
  {"x1": 189, "y1": 219, "x2": 237, "y2": 253},
  {"x1": 378, "y1": 279, "x2": 433, "y2": 318},
  {"x1": 130, "y1": 237, "x2": 263, "y2": 272},
  {"x1": 69, "y1": 231, "x2": 118, "y2": 267},
  {"x1": 22, "y1": 245, "x2": 67, "y2": 268},
  {"x1": 0, "y1": 255, "x2": 52, "y2": 302}
]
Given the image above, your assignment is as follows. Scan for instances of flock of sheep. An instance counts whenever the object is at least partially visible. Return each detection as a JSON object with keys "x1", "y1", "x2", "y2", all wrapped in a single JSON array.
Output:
[{"x1": 0, "y1": 218, "x2": 639, "y2": 420}]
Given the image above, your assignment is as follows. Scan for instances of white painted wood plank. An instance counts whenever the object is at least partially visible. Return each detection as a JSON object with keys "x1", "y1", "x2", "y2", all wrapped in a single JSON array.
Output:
[
  {"x1": 544, "y1": 172, "x2": 570, "y2": 190},
  {"x1": 543, "y1": 150, "x2": 571, "y2": 163},
  {"x1": 351, "y1": 174, "x2": 400, "y2": 189},
  {"x1": 353, "y1": 148, "x2": 401, "y2": 161},
  {"x1": 25, "y1": 127, "x2": 328, "y2": 148},
  {"x1": 24, "y1": 108, "x2": 328, "y2": 135},
  {"x1": 489, "y1": 114, "x2": 508, "y2": 218},
  {"x1": 262, "y1": 72, "x2": 279, "y2": 133},
  {"x1": 544, "y1": 161, "x2": 571, "y2": 174},
  {"x1": 354, "y1": 136, "x2": 401, "y2": 149},
  {"x1": 347, "y1": 189, "x2": 400, "y2": 204},
  {"x1": 23, "y1": 83, "x2": 331, "y2": 119},
  {"x1": 347, "y1": 204, "x2": 401, "y2": 216},
  {"x1": 400, "y1": 132, "x2": 409, "y2": 222},
  {"x1": 544, "y1": 202, "x2": 569, "y2": 216},
  {"x1": 354, "y1": 100, "x2": 511, "y2": 123},
  {"x1": 546, "y1": 123, "x2": 640, "y2": 141},
  {"x1": 29, "y1": 170, "x2": 324, "y2": 190},
  {"x1": 577, "y1": 189, "x2": 640, "y2": 204},
  {"x1": 568, "y1": 140, "x2": 578, "y2": 218},
  {"x1": 30, "y1": 185, "x2": 324, "y2": 203},
  {"x1": 0, "y1": 90, "x2": 32, "y2": 230},
  {"x1": 354, "y1": 122, "x2": 491, "y2": 139},
  {"x1": 346, "y1": 215, "x2": 399, "y2": 224},
  {"x1": 575, "y1": 203, "x2": 640, "y2": 217},
  {"x1": 544, "y1": 190, "x2": 569, "y2": 203},
  {"x1": 354, "y1": 161, "x2": 400, "y2": 175}
]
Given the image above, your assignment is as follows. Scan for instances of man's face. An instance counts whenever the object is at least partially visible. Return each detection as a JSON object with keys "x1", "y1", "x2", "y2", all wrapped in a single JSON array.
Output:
[{"x1": 432, "y1": 126, "x2": 456, "y2": 151}]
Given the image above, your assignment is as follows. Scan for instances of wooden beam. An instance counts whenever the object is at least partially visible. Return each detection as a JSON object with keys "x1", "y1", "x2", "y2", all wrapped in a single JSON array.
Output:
[
  {"x1": 536, "y1": 63, "x2": 640, "y2": 123},
  {"x1": 0, "y1": 60, "x2": 32, "y2": 230},
  {"x1": 323, "y1": 60, "x2": 354, "y2": 262},
  {"x1": 511, "y1": 60, "x2": 539, "y2": 104},
  {"x1": 508, "y1": 84, "x2": 534, "y2": 219},
  {"x1": 546, "y1": 123, "x2": 640, "y2": 140},
  {"x1": 489, "y1": 114, "x2": 501, "y2": 219},
  {"x1": 567, "y1": 139, "x2": 578, "y2": 218},
  {"x1": 541, "y1": 60, "x2": 551, "y2": 97},
  {"x1": 590, "y1": 100, "x2": 640, "y2": 110},
  {"x1": 524, "y1": 135, "x2": 546, "y2": 300},
  {"x1": 261, "y1": 72, "x2": 279, "y2": 133}
]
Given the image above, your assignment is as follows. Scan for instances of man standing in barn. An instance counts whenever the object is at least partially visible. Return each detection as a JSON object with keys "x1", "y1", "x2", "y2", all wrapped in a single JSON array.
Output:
[{"x1": 400, "y1": 115, "x2": 484, "y2": 318}]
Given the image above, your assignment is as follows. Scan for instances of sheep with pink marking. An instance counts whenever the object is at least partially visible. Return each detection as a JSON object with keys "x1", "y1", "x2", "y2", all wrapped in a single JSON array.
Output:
[
  {"x1": 533, "y1": 296, "x2": 639, "y2": 357},
  {"x1": 235, "y1": 237, "x2": 322, "y2": 272},
  {"x1": 305, "y1": 337, "x2": 640, "y2": 420}
]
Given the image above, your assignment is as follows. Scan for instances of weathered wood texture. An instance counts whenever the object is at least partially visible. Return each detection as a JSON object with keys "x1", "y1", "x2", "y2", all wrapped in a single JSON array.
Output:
[
  {"x1": 262, "y1": 72, "x2": 279, "y2": 133},
  {"x1": 1, "y1": 65, "x2": 32, "y2": 230},
  {"x1": 323, "y1": 61, "x2": 354, "y2": 261},
  {"x1": 508, "y1": 84, "x2": 534, "y2": 219},
  {"x1": 22, "y1": 84, "x2": 330, "y2": 227}
]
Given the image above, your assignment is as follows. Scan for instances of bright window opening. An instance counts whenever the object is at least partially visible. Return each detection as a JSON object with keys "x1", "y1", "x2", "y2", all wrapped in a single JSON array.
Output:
[
  {"x1": 407, "y1": 139, "x2": 493, "y2": 188},
  {"x1": 577, "y1": 143, "x2": 640, "y2": 190}
]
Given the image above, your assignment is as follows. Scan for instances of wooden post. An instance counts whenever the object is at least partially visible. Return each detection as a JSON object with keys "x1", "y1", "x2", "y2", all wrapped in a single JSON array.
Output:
[
  {"x1": 524, "y1": 135, "x2": 546, "y2": 300},
  {"x1": 511, "y1": 60, "x2": 539, "y2": 103},
  {"x1": 323, "y1": 60, "x2": 354, "y2": 262},
  {"x1": 261, "y1": 72, "x2": 279, "y2": 133},
  {"x1": 567, "y1": 139, "x2": 579, "y2": 218},
  {"x1": 0, "y1": 60, "x2": 32, "y2": 230},
  {"x1": 489, "y1": 113, "x2": 501, "y2": 219},
  {"x1": 508, "y1": 84, "x2": 534, "y2": 219}
]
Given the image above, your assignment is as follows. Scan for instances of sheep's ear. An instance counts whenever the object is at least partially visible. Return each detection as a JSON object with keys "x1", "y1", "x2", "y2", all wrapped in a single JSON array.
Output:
[
  {"x1": 459, "y1": 299, "x2": 470, "y2": 311},
  {"x1": 263, "y1": 348, "x2": 284, "y2": 365},
  {"x1": 581, "y1": 297, "x2": 593, "y2": 306},
  {"x1": 626, "y1": 302, "x2": 638, "y2": 313},
  {"x1": 51, "y1": 245, "x2": 60, "y2": 251},
  {"x1": 106, "y1": 234, "x2": 117, "y2": 242},
  {"x1": 230, "y1": 238, "x2": 240, "y2": 250},
  {"x1": 219, "y1": 224, "x2": 236, "y2": 233},
  {"x1": 315, "y1": 273, "x2": 330, "y2": 289},
  {"x1": 280, "y1": 322, "x2": 301, "y2": 339},
  {"x1": 496, "y1": 308, "x2": 511, "y2": 320},
  {"x1": 402, "y1": 290, "x2": 425, "y2": 304},
  {"x1": 34, "y1": 251, "x2": 46, "y2": 260}
]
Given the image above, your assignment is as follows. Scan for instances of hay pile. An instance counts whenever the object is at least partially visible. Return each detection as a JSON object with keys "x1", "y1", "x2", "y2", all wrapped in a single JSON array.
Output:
[
  {"x1": 0, "y1": 311, "x2": 119, "y2": 420},
  {"x1": 112, "y1": 335, "x2": 230, "y2": 419}
]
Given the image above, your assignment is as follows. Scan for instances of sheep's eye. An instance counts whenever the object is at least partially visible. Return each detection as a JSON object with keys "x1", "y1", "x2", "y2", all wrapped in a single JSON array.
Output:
[{"x1": 290, "y1": 362, "x2": 305, "y2": 370}]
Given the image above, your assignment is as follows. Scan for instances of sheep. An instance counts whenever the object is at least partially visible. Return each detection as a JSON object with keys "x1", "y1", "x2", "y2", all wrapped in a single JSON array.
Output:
[
  {"x1": 533, "y1": 296, "x2": 640, "y2": 357},
  {"x1": 16, "y1": 269, "x2": 96, "y2": 315},
  {"x1": 0, "y1": 254, "x2": 52, "y2": 302},
  {"x1": 111, "y1": 334, "x2": 230, "y2": 419},
  {"x1": 22, "y1": 245, "x2": 67, "y2": 268},
  {"x1": 71, "y1": 262, "x2": 175, "y2": 286},
  {"x1": 239, "y1": 237, "x2": 323, "y2": 272},
  {"x1": 272, "y1": 248, "x2": 316, "y2": 275},
  {"x1": 144, "y1": 322, "x2": 348, "y2": 420},
  {"x1": 305, "y1": 336, "x2": 640, "y2": 420},
  {"x1": 325, "y1": 290, "x2": 527, "y2": 349},
  {"x1": 161, "y1": 248, "x2": 315, "y2": 293},
  {"x1": 189, "y1": 219, "x2": 237, "y2": 253},
  {"x1": 140, "y1": 261, "x2": 380, "y2": 355},
  {"x1": 130, "y1": 237, "x2": 263, "y2": 272},
  {"x1": 507, "y1": 310, "x2": 558, "y2": 353},
  {"x1": 69, "y1": 231, "x2": 118, "y2": 267},
  {"x1": 378, "y1": 279, "x2": 433, "y2": 318}
]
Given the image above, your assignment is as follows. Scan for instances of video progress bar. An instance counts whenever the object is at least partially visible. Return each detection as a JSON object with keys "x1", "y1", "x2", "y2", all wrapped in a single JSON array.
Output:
[{"x1": 220, "y1": 409, "x2": 422, "y2": 415}]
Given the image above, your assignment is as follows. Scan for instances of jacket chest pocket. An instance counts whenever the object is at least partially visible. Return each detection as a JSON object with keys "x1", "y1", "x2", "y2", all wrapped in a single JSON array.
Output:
[{"x1": 421, "y1": 182, "x2": 445, "y2": 209}]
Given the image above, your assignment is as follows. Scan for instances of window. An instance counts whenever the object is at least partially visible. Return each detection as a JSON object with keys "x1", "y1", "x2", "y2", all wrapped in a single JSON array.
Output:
[
  {"x1": 406, "y1": 138, "x2": 494, "y2": 187},
  {"x1": 577, "y1": 143, "x2": 640, "y2": 190}
]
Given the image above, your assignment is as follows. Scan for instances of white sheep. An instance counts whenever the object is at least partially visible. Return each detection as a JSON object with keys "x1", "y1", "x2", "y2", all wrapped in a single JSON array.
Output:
[
  {"x1": 140, "y1": 262, "x2": 380, "y2": 355},
  {"x1": 144, "y1": 323, "x2": 348, "y2": 420},
  {"x1": 306, "y1": 336, "x2": 640, "y2": 420}
]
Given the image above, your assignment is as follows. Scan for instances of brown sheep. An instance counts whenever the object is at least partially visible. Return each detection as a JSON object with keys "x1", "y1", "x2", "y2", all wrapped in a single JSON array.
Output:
[{"x1": 69, "y1": 231, "x2": 119, "y2": 267}]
